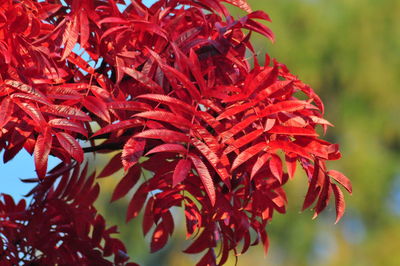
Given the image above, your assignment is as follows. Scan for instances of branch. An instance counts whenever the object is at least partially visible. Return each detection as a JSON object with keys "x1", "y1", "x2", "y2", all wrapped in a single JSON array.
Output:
[{"x1": 83, "y1": 142, "x2": 123, "y2": 153}]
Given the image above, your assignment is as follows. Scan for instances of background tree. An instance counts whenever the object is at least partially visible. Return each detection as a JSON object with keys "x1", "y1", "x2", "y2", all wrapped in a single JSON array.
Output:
[{"x1": 0, "y1": 0, "x2": 351, "y2": 264}]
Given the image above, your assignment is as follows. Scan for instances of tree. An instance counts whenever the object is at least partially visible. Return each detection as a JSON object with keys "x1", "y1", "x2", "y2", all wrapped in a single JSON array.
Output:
[{"x1": 0, "y1": 0, "x2": 351, "y2": 265}]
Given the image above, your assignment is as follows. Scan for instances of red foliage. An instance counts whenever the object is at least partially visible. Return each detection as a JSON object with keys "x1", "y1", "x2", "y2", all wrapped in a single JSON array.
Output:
[{"x1": 0, "y1": 0, "x2": 351, "y2": 265}]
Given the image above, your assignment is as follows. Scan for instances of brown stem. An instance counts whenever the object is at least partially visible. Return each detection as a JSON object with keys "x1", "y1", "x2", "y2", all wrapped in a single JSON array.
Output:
[{"x1": 83, "y1": 142, "x2": 123, "y2": 153}]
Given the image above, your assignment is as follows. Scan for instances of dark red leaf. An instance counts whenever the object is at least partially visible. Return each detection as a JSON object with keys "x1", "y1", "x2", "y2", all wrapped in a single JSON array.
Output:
[
  {"x1": 258, "y1": 100, "x2": 315, "y2": 118},
  {"x1": 126, "y1": 184, "x2": 148, "y2": 222},
  {"x1": 150, "y1": 223, "x2": 169, "y2": 253},
  {"x1": 142, "y1": 197, "x2": 155, "y2": 236},
  {"x1": 122, "y1": 137, "x2": 146, "y2": 171},
  {"x1": 173, "y1": 159, "x2": 192, "y2": 187},
  {"x1": 107, "y1": 101, "x2": 151, "y2": 111},
  {"x1": 98, "y1": 152, "x2": 123, "y2": 178},
  {"x1": 183, "y1": 229, "x2": 213, "y2": 254},
  {"x1": 111, "y1": 165, "x2": 141, "y2": 202}
]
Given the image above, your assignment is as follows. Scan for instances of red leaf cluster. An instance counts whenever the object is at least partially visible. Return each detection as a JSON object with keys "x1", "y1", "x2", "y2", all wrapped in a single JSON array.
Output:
[
  {"x1": 0, "y1": 163, "x2": 133, "y2": 265},
  {"x1": 0, "y1": 0, "x2": 351, "y2": 264}
]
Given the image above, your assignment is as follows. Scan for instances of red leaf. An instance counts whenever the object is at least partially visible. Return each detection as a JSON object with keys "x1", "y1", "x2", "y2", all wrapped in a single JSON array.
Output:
[
  {"x1": 81, "y1": 183, "x2": 100, "y2": 206},
  {"x1": 196, "y1": 249, "x2": 216, "y2": 266},
  {"x1": 146, "y1": 144, "x2": 187, "y2": 156},
  {"x1": 92, "y1": 215, "x2": 105, "y2": 247},
  {"x1": 136, "y1": 94, "x2": 195, "y2": 113},
  {"x1": 122, "y1": 137, "x2": 146, "y2": 171},
  {"x1": 312, "y1": 177, "x2": 332, "y2": 219},
  {"x1": 173, "y1": 159, "x2": 192, "y2": 187},
  {"x1": 107, "y1": 101, "x2": 151, "y2": 111},
  {"x1": 147, "y1": 48, "x2": 201, "y2": 100},
  {"x1": 302, "y1": 163, "x2": 324, "y2": 211},
  {"x1": 83, "y1": 95, "x2": 111, "y2": 123},
  {"x1": 285, "y1": 154, "x2": 297, "y2": 179},
  {"x1": 126, "y1": 183, "x2": 148, "y2": 222},
  {"x1": 38, "y1": 3, "x2": 62, "y2": 20},
  {"x1": 61, "y1": 15, "x2": 79, "y2": 61},
  {"x1": 332, "y1": 183, "x2": 345, "y2": 224},
  {"x1": 5, "y1": 80, "x2": 46, "y2": 98},
  {"x1": 98, "y1": 152, "x2": 123, "y2": 178},
  {"x1": 327, "y1": 170, "x2": 352, "y2": 194},
  {"x1": 14, "y1": 100, "x2": 46, "y2": 127},
  {"x1": 224, "y1": 0, "x2": 252, "y2": 12},
  {"x1": 258, "y1": 100, "x2": 315, "y2": 118},
  {"x1": 55, "y1": 132, "x2": 84, "y2": 163},
  {"x1": 91, "y1": 119, "x2": 143, "y2": 138},
  {"x1": 231, "y1": 142, "x2": 266, "y2": 171},
  {"x1": 251, "y1": 153, "x2": 271, "y2": 179},
  {"x1": 217, "y1": 102, "x2": 254, "y2": 120},
  {"x1": 79, "y1": 12, "x2": 89, "y2": 47},
  {"x1": 264, "y1": 118, "x2": 276, "y2": 132},
  {"x1": 42, "y1": 104, "x2": 91, "y2": 121},
  {"x1": 123, "y1": 67, "x2": 163, "y2": 93},
  {"x1": 248, "y1": 10, "x2": 272, "y2": 22},
  {"x1": 192, "y1": 138, "x2": 230, "y2": 186},
  {"x1": 309, "y1": 116, "x2": 334, "y2": 127},
  {"x1": 269, "y1": 140, "x2": 312, "y2": 160},
  {"x1": 268, "y1": 125, "x2": 318, "y2": 137},
  {"x1": 260, "y1": 230, "x2": 270, "y2": 255},
  {"x1": 219, "y1": 115, "x2": 258, "y2": 142},
  {"x1": 111, "y1": 165, "x2": 141, "y2": 202},
  {"x1": 34, "y1": 128, "x2": 52, "y2": 179},
  {"x1": 49, "y1": 118, "x2": 87, "y2": 137},
  {"x1": 11, "y1": 93, "x2": 51, "y2": 105},
  {"x1": 134, "y1": 129, "x2": 190, "y2": 143},
  {"x1": 142, "y1": 197, "x2": 155, "y2": 236},
  {"x1": 135, "y1": 110, "x2": 192, "y2": 128},
  {"x1": 150, "y1": 223, "x2": 169, "y2": 253},
  {"x1": 245, "y1": 66, "x2": 274, "y2": 96},
  {"x1": 244, "y1": 19, "x2": 274, "y2": 42},
  {"x1": 223, "y1": 129, "x2": 263, "y2": 154},
  {"x1": 0, "y1": 97, "x2": 13, "y2": 128},
  {"x1": 269, "y1": 154, "x2": 283, "y2": 183},
  {"x1": 189, "y1": 155, "x2": 216, "y2": 206},
  {"x1": 183, "y1": 229, "x2": 213, "y2": 254}
]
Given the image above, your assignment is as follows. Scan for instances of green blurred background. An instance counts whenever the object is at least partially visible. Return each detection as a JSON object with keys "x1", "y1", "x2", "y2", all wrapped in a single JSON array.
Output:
[{"x1": 94, "y1": 0, "x2": 400, "y2": 265}]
